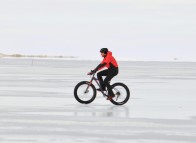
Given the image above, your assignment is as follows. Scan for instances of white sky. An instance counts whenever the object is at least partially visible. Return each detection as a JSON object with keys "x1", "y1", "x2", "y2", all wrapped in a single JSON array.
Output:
[{"x1": 0, "y1": 0, "x2": 196, "y2": 61}]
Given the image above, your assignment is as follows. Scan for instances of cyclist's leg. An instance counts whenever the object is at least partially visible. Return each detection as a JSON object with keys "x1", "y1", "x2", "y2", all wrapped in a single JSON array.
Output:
[
  {"x1": 104, "y1": 69, "x2": 118, "y2": 96},
  {"x1": 97, "y1": 69, "x2": 108, "y2": 90}
]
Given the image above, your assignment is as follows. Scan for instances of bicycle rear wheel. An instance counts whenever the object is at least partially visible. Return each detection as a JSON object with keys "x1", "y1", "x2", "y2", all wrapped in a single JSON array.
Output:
[
  {"x1": 110, "y1": 82, "x2": 130, "y2": 105},
  {"x1": 74, "y1": 81, "x2": 97, "y2": 104}
]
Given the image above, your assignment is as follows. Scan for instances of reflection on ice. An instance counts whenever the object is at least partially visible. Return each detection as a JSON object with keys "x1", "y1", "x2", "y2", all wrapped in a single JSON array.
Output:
[
  {"x1": 0, "y1": 104, "x2": 130, "y2": 118},
  {"x1": 72, "y1": 105, "x2": 130, "y2": 118},
  {"x1": 0, "y1": 105, "x2": 196, "y2": 143}
]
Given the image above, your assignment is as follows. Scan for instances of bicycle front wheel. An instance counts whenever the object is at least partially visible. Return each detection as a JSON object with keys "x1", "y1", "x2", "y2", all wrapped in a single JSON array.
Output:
[
  {"x1": 74, "y1": 81, "x2": 97, "y2": 104},
  {"x1": 110, "y1": 82, "x2": 130, "y2": 105}
]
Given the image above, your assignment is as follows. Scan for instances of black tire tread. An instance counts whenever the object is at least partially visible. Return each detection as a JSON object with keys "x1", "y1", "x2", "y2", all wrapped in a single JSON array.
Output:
[{"x1": 74, "y1": 81, "x2": 97, "y2": 104}]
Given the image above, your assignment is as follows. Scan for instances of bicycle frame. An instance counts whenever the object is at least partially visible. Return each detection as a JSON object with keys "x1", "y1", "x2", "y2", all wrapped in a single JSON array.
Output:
[{"x1": 85, "y1": 73, "x2": 108, "y2": 97}]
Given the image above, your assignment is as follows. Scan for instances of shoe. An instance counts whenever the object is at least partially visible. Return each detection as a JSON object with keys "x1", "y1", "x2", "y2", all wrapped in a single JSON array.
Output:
[
  {"x1": 107, "y1": 94, "x2": 115, "y2": 100},
  {"x1": 97, "y1": 88, "x2": 106, "y2": 92}
]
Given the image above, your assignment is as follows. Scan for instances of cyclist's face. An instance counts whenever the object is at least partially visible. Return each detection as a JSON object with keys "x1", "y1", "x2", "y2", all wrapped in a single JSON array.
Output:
[{"x1": 101, "y1": 52, "x2": 106, "y2": 57}]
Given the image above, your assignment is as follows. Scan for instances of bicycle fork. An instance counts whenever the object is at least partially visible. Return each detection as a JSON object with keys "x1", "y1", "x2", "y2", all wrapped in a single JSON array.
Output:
[{"x1": 84, "y1": 78, "x2": 94, "y2": 93}]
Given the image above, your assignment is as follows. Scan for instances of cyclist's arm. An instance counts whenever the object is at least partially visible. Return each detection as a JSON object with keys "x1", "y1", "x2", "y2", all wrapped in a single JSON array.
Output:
[
  {"x1": 93, "y1": 63, "x2": 107, "y2": 72},
  {"x1": 93, "y1": 53, "x2": 112, "y2": 73}
]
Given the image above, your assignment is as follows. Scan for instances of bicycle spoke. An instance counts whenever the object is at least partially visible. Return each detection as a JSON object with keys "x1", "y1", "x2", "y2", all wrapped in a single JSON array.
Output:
[
  {"x1": 77, "y1": 84, "x2": 94, "y2": 101},
  {"x1": 112, "y1": 85, "x2": 129, "y2": 103}
]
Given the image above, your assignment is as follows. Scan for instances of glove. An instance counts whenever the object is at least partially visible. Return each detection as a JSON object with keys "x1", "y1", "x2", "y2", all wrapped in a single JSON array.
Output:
[{"x1": 87, "y1": 70, "x2": 96, "y2": 75}]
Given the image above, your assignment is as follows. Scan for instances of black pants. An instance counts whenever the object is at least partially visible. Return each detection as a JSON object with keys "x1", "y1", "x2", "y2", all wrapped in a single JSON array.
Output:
[{"x1": 97, "y1": 67, "x2": 118, "y2": 95}]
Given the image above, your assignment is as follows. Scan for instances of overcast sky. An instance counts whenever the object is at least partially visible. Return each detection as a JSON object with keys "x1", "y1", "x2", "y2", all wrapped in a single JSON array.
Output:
[{"x1": 0, "y1": 0, "x2": 196, "y2": 61}]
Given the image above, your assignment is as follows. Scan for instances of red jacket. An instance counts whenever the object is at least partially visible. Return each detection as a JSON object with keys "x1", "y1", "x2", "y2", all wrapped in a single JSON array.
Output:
[{"x1": 99, "y1": 51, "x2": 118, "y2": 71}]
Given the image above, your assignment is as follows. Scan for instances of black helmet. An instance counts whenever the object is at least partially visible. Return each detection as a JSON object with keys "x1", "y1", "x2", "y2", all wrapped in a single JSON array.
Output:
[{"x1": 100, "y1": 48, "x2": 108, "y2": 54}]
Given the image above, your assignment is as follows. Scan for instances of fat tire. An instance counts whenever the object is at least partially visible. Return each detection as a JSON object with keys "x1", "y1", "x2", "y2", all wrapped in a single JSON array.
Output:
[
  {"x1": 110, "y1": 82, "x2": 130, "y2": 105},
  {"x1": 74, "y1": 81, "x2": 97, "y2": 104}
]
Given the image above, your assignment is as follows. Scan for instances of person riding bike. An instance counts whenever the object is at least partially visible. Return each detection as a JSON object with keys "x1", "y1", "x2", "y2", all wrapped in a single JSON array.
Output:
[{"x1": 88, "y1": 48, "x2": 119, "y2": 100}]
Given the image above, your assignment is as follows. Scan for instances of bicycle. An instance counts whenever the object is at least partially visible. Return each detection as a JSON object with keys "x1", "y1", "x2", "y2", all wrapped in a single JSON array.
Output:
[{"x1": 74, "y1": 73, "x2": 130, "y2": 105}]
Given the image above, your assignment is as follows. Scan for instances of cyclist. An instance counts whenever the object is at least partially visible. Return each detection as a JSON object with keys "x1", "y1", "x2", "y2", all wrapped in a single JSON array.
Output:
[{"x1": 88, "y1": 48, "x2": 119, "y2": 100}]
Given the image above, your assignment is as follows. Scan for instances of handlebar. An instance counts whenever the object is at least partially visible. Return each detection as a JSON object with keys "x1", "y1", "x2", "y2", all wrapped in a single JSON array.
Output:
[
  {"x1": 87, "y1": 70, "x2": 96, "y2": 76},
  {"x1": 88, "y1": 73, "x2": 95, "y2": 76}
]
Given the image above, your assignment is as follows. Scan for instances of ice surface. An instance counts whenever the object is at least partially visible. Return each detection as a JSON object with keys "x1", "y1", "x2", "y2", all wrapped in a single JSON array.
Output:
[{"x1": 0, "y1": 59, "x2": 196, "y2": 143}]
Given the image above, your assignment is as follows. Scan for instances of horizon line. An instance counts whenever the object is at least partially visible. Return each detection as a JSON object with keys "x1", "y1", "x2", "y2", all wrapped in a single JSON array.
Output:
[{"x1": 0, "y1": 53, "x2": 195, "y2": 62}]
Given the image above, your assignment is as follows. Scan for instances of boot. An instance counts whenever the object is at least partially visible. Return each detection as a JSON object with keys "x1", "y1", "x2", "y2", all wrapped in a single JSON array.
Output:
[{"x1": 107, "y1": 94, "x2": 115, "y2": 100}]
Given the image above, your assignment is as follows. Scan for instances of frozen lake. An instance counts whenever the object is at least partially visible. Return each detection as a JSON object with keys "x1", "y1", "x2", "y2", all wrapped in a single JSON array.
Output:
[{"x1": 0, "y1": 58, "x2": 196, "y2": 143}]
